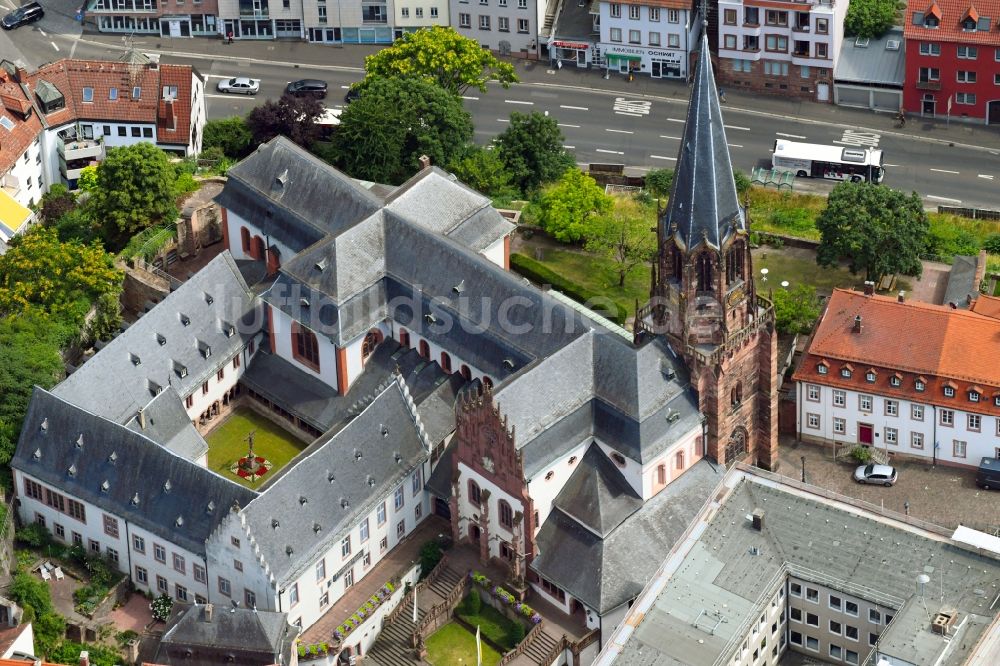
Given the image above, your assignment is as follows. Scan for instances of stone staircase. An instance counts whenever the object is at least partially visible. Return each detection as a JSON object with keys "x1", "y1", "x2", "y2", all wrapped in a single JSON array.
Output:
[
  {"x1": 507, "y1": 626, "x2": 563, "y2": 666},
  {"x1": 426, "y1": 565, "x2": 462, "y2": 600}
]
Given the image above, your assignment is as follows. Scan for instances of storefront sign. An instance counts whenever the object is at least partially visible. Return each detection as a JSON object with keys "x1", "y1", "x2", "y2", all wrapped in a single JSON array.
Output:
[
  {"x1": 552, "y1": 40, "x2": 589, "y2": 49},
  {"x1": 604, "y1": 45, "x2": 683, "y2": 60}
]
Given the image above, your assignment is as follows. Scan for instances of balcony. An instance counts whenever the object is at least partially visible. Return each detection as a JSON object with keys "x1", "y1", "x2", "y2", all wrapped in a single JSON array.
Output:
[
  {"x1": 916, "y1": 80, "x2": 942, "y2": 90},
  {"x1": 239, "y1": 9, "x2": 269, "y2": 17},
  {"x1": 58, "y1": 137, "x2": 104, "y2": 163}
]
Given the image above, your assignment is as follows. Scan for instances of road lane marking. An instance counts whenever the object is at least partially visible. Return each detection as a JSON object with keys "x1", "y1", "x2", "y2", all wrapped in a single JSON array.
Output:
[
  {"x1": 341, "y1": 85, "x2": 351, "y2": 89},
  {"x1": 505, "y1": 99, "x2": 534, "y2": 105},
  {"x1": 660, "y1": 135, "x2": 681, "y2": 140},
  {"x1": 596, "y1": 148, "x2": 624, "y2": 155},
  {"x1": 667, "y1": 118, "x2": 685, "y2": 123},
  {"x1": 496, "y1": 118, "x2": 510, "y2": 123},
  {"x1": 838, "y1": 129, "x2": 881, "y2": 147},
  {"x1": 39, "y1": 29, "x2": 47, "y2": 36},
  {"x1": 205, "y1": 94, "x2": 255, "y2": 100},
  {"x1": 978, "y1": 174, "x2": 994, "y2": 180},
  {"x1": 728, "y1": 144, "x2": 743, "y2": 148},
  {"x1": 930, "y1": 168, "x2": 960, "y2": 174},
  {"x1": 51, "y1": 41, "x2": 59, "y2": 52},
  {"x1": 558, "y1": 123, "x2": 580, "y2": 128},
  {"x1": 884, "y1": 163, "x2": 900, "y2": 167},
  {"x1": 461, "y1": 95, "x2": 479, "y2": 101},
  {"x1": 616, "y1": 112, "x2": 642, "y2": 117},
  {"x1": 651, "y1": 155, "x2": 677, "y2": 161},
  {"x1": 725, "y1": 125, "x2": 750, "y2": 131},
  {"x1": 927, "y1": 195, "x2": 962, "y2": 203},
  {"x1": 614, "y1": 98, "x2": 652, "y2": 115},
  {"x1": 606, "y1": 129, "x2": 633, "y2": 134},
  {"x1": 776, "y1": 132, "x2": 806, "y2": 139},
  {"x1": 564, "y1": 145, "x2": 576, "y2": 149},
  {"x1": 560, "y1": 105, "x2": 589, "y2": 111}
]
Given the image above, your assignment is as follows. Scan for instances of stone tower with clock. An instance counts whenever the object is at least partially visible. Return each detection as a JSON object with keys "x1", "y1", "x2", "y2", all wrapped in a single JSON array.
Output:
[
  {"x1": 647, "y1": 33, "x2": 780, "y2": 471},
  {"x1": 450, "y1": 384, "x2": 534, "y2": 585}
]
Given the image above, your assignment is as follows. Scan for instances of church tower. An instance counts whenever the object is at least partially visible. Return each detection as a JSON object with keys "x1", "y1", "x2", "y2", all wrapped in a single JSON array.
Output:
[{"x1": 651, "y1": 32, "x2": 779, "y2": 471}]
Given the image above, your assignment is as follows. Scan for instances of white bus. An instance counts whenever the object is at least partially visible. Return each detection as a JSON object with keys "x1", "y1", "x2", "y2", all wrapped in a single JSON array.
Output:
[{"x1": 772, "y1": 140, "x2": 885, "y2": 184}]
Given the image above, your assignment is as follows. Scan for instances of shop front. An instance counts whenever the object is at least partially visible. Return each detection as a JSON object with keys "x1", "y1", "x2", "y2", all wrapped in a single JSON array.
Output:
[
  {"x1": 550, "y1": 40, "x2": 592, "y2": 67},
  {"x1": 602, "y1": 45, "x2": 686, "y2": 79}
]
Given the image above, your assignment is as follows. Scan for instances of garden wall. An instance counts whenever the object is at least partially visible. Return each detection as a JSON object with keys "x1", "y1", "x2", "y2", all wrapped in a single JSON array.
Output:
[
  {"x1": 90, "y1": 576, "x2": 131, "y2": 619},
  {"x1": 0, "y1": 497, "x2": 14, "y2": 580}
]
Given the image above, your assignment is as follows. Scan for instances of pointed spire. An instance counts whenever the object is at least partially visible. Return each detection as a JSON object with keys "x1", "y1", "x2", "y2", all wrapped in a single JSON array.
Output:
[{"x1": 661, "y1": 32, "x2": 744, "y2": 251}]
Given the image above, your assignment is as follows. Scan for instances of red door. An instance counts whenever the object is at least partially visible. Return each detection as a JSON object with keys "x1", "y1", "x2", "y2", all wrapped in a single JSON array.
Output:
[{"x1": 859, "y1": 424, "x2": 874, "y2": 445}]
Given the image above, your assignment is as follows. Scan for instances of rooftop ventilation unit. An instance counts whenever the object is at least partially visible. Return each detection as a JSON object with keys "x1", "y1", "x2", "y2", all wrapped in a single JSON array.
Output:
[
  {"x1": 180, "y1": 314, "x2": 191, "y2": 326},
  {"x1": 931, "y1": 609, "x2": 958, "y2": 635},
  {"x1": 157, "y1": 333, "x2": 167, "y2": 345},
  {"x1": 855, "y1": 36, "x2": 870, "y2": 47}
]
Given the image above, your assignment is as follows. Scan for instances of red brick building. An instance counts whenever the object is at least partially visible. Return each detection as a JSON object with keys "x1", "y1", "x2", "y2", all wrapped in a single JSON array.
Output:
[{"x1": 903, "y1": 0, "x2": 1000, "y2": 123}]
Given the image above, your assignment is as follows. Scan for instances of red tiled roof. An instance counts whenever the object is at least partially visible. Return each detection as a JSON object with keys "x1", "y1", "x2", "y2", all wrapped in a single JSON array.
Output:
[
  {"x1": 971, "y1": 294, "x2": 1000, "y2": 318},
  {"x1": 904, "y1": 0, "x2": 1000, "y2": 45},
  {"x1": 0, "y1": 71, "x2": 42, "y2": 177},
  {"x1": 793, "y1": 289, "x2": 1000, "y2": 413}
]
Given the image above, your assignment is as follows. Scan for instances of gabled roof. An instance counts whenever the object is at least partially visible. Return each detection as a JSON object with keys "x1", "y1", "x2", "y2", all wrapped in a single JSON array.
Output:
[
  {"x1": 532, "y1": 459, "x2": 724, "y2": 613},
  {"x1": 904, "y1": 0, "x2": 1000, "y2": 45},
  {"x1": 12, "y1": 388, "x2": 256, "y2": 556},
  {"x1": 53, "y1": 252, "x2": 257, "y2": 424},
  {"x1": 240, "y1": 378, "x2": 430, "y2": 584},
  {"x1": 661, "y1": 34, "x2": 744, "y2": 251},
  {"x1": 0, "y1": 66, "x2": 42, "y2": 177},
  {"x1": 551, "y1": 444, "x2": 643, "y2": 538},
  {"x1": 970, "y1": 293, "x2": 1000, "y2": 318},
  {"x1": 124, "y1": 387, "x2": 208, "y2": 462},
  {"x1": 153, "y1": 603, "x2": 298, "y2": 666}
]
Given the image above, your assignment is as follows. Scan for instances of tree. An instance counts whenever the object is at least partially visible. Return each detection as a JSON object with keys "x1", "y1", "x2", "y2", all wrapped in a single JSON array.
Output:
[
  {"x1": 535, "y1": 168, "x2": 612, "y2": 243},
  {"x1": 363, "y1": 26, "x2": 518, "y2": 95},
  {"x1": 329, "y1": 77, "x2": 473, "y2": 185},
  {"x1": 0, "y1": 227, "x2": 123, "y2": 328},
  {"x1": 446, "y1": 145, "x2": 518, "y2": 200},
  {"x1": 495, "y1": 112, "x2": 576, "y2": 193},
  {"x1": 89, "y1": 143, "x2": 178, "y2": 236},
  {"x1": 39, "y1": 184, "x2": 76, "y2": 226},
  {"x1": 816, "y1": 182, "x2": 929, "y2": 284},
  {"x1": 585, "y1": 195, "x2": 658, "y2": 286},
  {"x1": 733, "y1": 169, "x2": 752, "y2": 197},
  {"x1": 844, "y1": 0, "x2": 896, "y2": 38},
  {"x1": 246, "y1": 93, "x2": 324, "y2": 148},
  {"x1": 772, "y1": 284, "x2": 822, "y2": 335},
  {"x1": 202, "y1": 116, "x2": 254, "y2": 159},
  {"x1": 76, "y1": 165, "x2": 98, "y2": 193},
  {"x1": 645, "y1": 168, "x2": 674, "y2": 212}
]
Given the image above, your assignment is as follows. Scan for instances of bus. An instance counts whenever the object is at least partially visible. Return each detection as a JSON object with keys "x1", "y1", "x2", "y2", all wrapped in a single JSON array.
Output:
[{"x1": 772, "y1": 140, "x2": 885, "y2": 184}]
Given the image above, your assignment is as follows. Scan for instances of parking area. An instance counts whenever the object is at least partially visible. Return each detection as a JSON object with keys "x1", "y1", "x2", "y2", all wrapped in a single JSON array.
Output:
[{"x1": 776, "y1": 436, "x2": 1000, "y2": 534}]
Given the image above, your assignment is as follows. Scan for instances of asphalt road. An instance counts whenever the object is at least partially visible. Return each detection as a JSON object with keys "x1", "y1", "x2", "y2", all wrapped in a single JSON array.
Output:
[{"x1": 3, "y1": 2, "x2": 1000, "y2": 208}]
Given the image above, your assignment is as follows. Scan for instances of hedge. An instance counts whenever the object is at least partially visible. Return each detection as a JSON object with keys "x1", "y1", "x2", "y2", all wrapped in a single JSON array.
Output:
[{"x1": 510, "y1": 253, "x2": 629, "y2": 325}]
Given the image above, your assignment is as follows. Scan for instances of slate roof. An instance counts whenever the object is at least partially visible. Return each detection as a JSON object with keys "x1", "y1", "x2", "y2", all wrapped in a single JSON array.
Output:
[
  {"x1": 834, "y1": 27, "x2": 905, "y2": 87},
  {"x1": 942, "y1": 254, "x2": 979, "y2": 308},
  {"x1": 240, "y1": 378, "x2": 430, "y2": 584},
  {"x1": 54, "y1": 252, "x2": 257, "y2": 424},
  {"x1": 12, "y1": 389, "x2": 256, "y2": 556},
  {"x1": 662, "y1": 34, "x2": 744, "y2": 251},
  {"x1": 615, "y1": 472, "x2": 1000, "y2": 665},
  {"x1": 124, "y1": 387, "x2": 208, "y2": 461},
  {"x1": 532, "y1": 457, "x2": 724, "y2": 613},
  {"x1": 551, "y1": 444, "x2": 642, "y2": 538},
  {"x1": 153, "y1": 603, "x2": 298, "y2": 666}
]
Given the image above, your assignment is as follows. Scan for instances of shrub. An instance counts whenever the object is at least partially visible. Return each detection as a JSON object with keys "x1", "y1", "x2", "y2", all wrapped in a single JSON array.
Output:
[
  {"x1": 851, "y1": 446, "x2": 873, "y2": 464},
  {"x1": 466, "y1": 589, "x2": 482, "y2": 615},
  {"x1": 16, "y1": 523, "x2": 52, "y2": 548},
  {"x1": 983, "y1": 233, "x2": 1000, "y2": 255},
  {"x1": 151, "y1": 593, "x2": 173, "y2": 622},
  {"x1": 418, "y1": 540, "x2": 443, "y2": 581},
  {"x1": 510, "y1": 254, "x2": 628, "y2": 324},
  {"x1": 509, "y1": 621, "x2": 526, "y2": 645}
]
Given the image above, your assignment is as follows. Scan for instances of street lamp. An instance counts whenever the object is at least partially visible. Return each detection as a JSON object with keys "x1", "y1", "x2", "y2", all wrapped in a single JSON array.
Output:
[{"x1": 781, "y1": 280, "x2": 789, "y2": 289}]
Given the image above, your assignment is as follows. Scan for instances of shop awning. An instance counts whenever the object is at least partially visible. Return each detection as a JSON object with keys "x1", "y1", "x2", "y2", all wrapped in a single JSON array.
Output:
[
  {"x1": 608, "y1": 54, "x2": 642, "y2": 63},
  {"x1": 0, "y1": 188, "x2": 32, "y2": 241}
]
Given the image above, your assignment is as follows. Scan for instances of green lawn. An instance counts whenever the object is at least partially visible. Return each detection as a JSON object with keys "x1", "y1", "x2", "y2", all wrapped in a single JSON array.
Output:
[
  {"x1": 205, "y1": 408, "x2": 307, "y2": 488},
  {"x1": 527, "y1": 247, "x2": 649, "y2": 322},
  {"x1": 425, "y1": 622, "x2": 502, "y2": 666},
  {"x1": 753, "y1": 249, "x2": 860, "y2": 294},
  {"x1": 456, "y1": 596, "x2": 524, "y2": 650}
]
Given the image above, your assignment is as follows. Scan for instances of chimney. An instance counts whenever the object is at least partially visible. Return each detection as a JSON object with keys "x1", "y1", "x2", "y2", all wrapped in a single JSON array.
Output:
[
  {"x1": 853, "y1": 315, "x2": 863, "y2": 334},
  {"x1": 79, "y1": 651, "x2": 90, "y2": 666},
  {"x1": 137, "y1": 407, "x2": 146, "y2": 430},
  {"x1": 897, "y1": 291, "x2": 905, "y2": 303},
  {"x1": 418, "y1": 154, "x2": 431, "y2": 170},
  {"x1": 966, "y1": 294, "x2": 973, "y2": 306},
  {"x1": 752, "y1": 509, "x2": 764, "y2": 531},
  {"x1": 863, "y1": 281, "x2": 875, "y2": 296},
  {"x1": 204, "y1": 603, "x2": 214, "y2": 622}
]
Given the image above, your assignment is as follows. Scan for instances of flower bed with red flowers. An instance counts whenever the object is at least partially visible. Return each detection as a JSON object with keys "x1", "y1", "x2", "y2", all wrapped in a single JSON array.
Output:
[{"x1": 229, "y1": 456, "x2": 273, "y2": 482}]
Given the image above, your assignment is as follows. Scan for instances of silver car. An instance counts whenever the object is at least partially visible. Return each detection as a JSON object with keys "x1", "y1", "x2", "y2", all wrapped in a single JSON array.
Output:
[
  {"x1": 854, "y1": 463, "x2": 898, "y2": 487},
  {"x1": 217, "y1": 77, "x2": 260, "y2": 95}
]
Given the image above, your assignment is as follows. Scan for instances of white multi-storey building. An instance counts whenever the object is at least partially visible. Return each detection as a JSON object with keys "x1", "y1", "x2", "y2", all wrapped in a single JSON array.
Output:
[
  {"x1": 794, "y1": 287, "x2": 1000, "y2": 468},
  {"x1": 716, "y1": 0, "x2": 848, "y2": 102},
  {"x1": 597, "y1": 0, "x2": 698, "y2": 78}
]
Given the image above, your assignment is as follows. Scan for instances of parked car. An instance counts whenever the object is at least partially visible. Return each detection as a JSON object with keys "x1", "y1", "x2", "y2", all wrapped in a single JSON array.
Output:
[
  {"x1": 976, "y1": 457, "x2": 1000, "y2": 490},
  {"x1": 2, "y1": 2, "x2": 44, "y2": 29},
  {"x1": 854, "y1": 463, "x2": 898, "y2": 487},
  {"x1": 217, "y1": 77, "x2": 260, "y2": 95},
  {"x1": 286, "y1": 79, "x2": 328, "y2": 99},
  {"x1": 344, "y1": 87, "x2": 362, "y2": 104}
]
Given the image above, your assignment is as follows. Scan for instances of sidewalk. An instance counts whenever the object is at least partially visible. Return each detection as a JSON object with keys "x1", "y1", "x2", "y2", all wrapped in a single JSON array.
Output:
[{"x1": 77, "y1": 28, "x2": 1000, "y2": 152}]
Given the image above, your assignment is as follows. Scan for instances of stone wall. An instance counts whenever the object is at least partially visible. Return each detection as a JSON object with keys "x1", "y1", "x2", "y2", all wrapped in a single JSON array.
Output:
[{"x1": 121, "y1": 265, "x2": 170, "y2": 315}]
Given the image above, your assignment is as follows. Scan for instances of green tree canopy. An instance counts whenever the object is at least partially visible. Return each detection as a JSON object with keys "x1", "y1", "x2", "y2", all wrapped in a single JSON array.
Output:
[
  {"x1": 39, "y1": 184, "x2": 77, "y2": 226},
  {"x1": 816, "y1": 182, "x2": 929, "y2": 284},
  {"x1": 446, "y1": 145, "x2": 518, "y2": 200},
  {"x1": 535, "y1": 168, "x2": 612, "y2": 242},
  {"x1": 495, "y1": 112, "x2": 576, "y2": 193},
  {"x1": 363, "y1": 26, "x2": 518, "y2": 95},
  {"x1": 329, "y1": 77, "x2": 473, "y2": 185},
  {"x1": 844, "y1": 0, "x2": 896, "y2": 38},
  {"x1": 89, "y1": 143, "x2": 178, "y2": 236},
  {"x1": 203, "y1": 116, "x2": 255, "y2": 159},
  {"x1": 772, "y1": 284, "x2": 822, "y2": 334},
  {"x1": 585, "y1": 195, "x2": 657, "y2": 286},
  {"x1": 246, "y1": 93, "x2": 324, "y2": 148}
]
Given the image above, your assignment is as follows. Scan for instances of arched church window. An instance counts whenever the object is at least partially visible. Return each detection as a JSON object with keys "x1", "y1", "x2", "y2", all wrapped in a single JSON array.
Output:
[
  {"x1": 361, "y1": 329, "x2": 383, "y2": 365},
  {"x1": 671, "y1": 244, "x2": 683, "y2": 283},
  {"x1": 696, "y1": 254, "x2": 713, "y2": 292}
]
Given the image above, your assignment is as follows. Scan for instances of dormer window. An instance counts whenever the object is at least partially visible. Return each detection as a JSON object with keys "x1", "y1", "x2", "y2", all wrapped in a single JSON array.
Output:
[
  {"x1": 180, "y1": 314, "x2": 191, "y2": 326},
  {"x1": 963, "y1": 17, "x2": 977, "y2": 30},
  {"x1": 890, "y1": 375, "x2": 901, "y2": 387},
  {"x1": 132, "y1": 86, "x2": 141, "y2": 99},
  {"x1": 969, "y1": 390, "x2": 980, "y2": 402},
  {"x1": 817, "y1": 364, "x2": 829, "y2": 375},
  {"x1": 994, "y1": 395, "x2": 1000, "y2": 406},
  {"x1": 841, "y1": 368, "x2": 852, "y2": 378},
  {"x1": 916, "y1": 379, "x2": 926, "y2": 391},
  {"x1": 944, "y1": 386, "x2": 955, "y2": 397},
  {"x1": 924, "y1": 15, "x2": 939, "y2": 27},
  {"x1": 865, "y1": 371, "x2": 876, "y2": 383},
  {"x1": 82, "y1": 87, "x2": 94, "y2": 102},
  {"x1": 109, "y1": 87, "x2": 118, "y2": 100}
]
